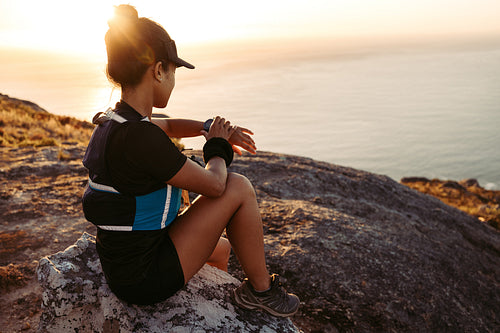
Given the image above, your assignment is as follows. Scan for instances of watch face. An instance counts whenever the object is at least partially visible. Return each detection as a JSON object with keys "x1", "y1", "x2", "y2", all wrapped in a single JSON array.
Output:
[{"x1": 203, "y1": 119, "x2": 214, "y2": 132}]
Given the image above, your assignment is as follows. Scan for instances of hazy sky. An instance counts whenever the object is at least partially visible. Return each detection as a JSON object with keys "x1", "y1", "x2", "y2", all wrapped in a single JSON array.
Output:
[{"x1": 0, "y1": 0, "x2": 499, "y2": 54}]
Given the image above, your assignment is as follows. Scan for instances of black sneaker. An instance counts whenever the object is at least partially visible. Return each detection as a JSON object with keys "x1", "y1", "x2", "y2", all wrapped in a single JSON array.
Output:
[{"x1": 232, "y1": 274, "x2": 300, "y2": 317}]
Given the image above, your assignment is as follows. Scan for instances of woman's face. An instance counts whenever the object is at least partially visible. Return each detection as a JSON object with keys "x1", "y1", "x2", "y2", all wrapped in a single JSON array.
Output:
[{"x1": 154, "y1": 62, "x2": 176, "y2": 108}]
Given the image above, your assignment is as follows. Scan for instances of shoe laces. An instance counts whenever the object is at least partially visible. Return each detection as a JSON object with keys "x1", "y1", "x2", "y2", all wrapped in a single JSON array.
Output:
[{"x1": 270, "y1": 275, "x2": 290, "y2": 303}]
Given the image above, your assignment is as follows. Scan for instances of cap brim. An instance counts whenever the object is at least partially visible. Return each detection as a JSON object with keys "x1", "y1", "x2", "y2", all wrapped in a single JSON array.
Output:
[{"x1": 174, "y1": 57, "x2": 195, "y2": 69}]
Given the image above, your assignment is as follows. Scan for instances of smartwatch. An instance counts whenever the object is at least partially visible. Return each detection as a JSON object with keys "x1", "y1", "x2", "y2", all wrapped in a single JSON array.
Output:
[{"x1": 203, "y1": 118, "x2": 214, "y2": 132}]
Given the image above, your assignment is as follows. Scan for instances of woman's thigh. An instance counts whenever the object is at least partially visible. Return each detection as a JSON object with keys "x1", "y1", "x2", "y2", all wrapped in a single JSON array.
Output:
[{"x1": 168, "y1": 173, "x2": 254, "y2": 282}]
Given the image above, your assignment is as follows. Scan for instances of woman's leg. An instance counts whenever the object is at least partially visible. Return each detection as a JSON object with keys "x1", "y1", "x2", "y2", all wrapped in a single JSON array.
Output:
[
  {"x1": 168, "y1": 173, "x2": 271, "y2": 291},
  {"x1": 206, "y1": 237, "x2": 231, "y2": 272}
]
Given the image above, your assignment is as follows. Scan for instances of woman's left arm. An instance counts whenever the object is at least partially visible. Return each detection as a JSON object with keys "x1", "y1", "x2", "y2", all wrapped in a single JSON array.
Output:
[
  {"x1": 152, "y1": 118, "x2": 203, "y2": 138},
  {"x1": 152, "y1": 118, "x2": 257, "y2": 155}
]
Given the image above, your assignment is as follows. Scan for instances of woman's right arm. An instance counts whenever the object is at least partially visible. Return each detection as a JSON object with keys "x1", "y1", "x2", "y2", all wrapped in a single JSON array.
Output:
[
  {"x1": 167, "y1": 157, "x2": 227, "y2": 197},
  {"x1": 166, "y1": 117, "x2": 235, "y2": 198}
]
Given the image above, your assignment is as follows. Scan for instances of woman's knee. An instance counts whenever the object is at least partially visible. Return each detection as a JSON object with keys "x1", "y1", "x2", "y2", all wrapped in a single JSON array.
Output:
[{"x1": 226, "y1": 173, "x2": 256, "y2": 198}]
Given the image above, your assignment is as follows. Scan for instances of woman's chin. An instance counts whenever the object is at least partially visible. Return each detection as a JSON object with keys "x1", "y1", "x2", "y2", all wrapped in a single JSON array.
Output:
[{"x1": 155, "y1": 101, "x2": 168, "y2": 109}]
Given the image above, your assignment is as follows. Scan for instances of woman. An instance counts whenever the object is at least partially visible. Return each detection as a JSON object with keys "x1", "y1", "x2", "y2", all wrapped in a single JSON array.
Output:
[{"x1": 82, "y1": 4, "x2": 299, "y2": 317}]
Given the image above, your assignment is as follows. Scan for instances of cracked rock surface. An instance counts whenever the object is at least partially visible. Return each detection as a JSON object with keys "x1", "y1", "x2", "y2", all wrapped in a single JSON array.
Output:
[{"x1": 37, "y1": 232, "x2": 299, "y2": 333}]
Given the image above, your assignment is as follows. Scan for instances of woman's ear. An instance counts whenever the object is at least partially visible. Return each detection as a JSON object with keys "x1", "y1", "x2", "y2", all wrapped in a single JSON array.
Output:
[{"x1": 153, "y1": 61, "x2": 163, "y2": 82}]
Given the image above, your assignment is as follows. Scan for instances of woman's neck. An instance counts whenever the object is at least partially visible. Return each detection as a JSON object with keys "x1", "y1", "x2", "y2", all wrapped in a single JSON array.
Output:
[{"x1": 121, "y1": 85, "x2": 154, "y2": 119}]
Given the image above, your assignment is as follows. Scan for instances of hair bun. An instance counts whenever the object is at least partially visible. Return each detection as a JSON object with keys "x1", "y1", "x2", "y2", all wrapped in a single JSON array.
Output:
[{"x1": 108, "y1": 4, "x2": 139, "y2": 29}]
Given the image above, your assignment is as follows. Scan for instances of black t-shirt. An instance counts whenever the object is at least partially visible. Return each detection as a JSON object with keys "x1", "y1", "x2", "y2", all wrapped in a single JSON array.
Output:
[
  {"x1": 107, "y1": 117, "x2": 187, "y2": 195},
  {"x1": 93, "y1": 102, "x2": 187, "y2": 285}
]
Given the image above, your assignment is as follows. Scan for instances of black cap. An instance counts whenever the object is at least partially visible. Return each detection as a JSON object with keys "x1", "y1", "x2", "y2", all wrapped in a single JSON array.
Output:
[{"x1": 165, "y1": 39, "x2": 194, "y2": 69}]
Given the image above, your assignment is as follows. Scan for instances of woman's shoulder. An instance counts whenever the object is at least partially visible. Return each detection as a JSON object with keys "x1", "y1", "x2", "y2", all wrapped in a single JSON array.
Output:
[
  {"x1": 121, "y1": 120, "x2": 176, "y2": 147},
  {"x1": 123, "y1": 120, "x2": 165, "y2": 134}
]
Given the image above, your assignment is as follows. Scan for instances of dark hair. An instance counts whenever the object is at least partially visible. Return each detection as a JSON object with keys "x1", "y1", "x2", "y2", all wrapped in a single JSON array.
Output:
[{"x1": 105, "y1": 5, "x2": 173, "y2": 87}]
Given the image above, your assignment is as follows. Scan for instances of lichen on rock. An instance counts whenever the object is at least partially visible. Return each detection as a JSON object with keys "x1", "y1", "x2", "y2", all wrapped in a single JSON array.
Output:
[{"x1": 36, "y1": 232, "x2": 299, "y2": 333}]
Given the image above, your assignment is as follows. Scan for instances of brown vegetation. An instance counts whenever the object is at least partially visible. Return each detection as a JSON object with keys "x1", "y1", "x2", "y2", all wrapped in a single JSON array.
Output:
[
  {"x1": 0, "y1": 93, "x2": 184, "y2": 150},
  {"x1": 401, "y1": 177, "x2": 500, "y2": 229},
  {"x1": 0, "y1": 93, "x2": 94, "y2": 147}
]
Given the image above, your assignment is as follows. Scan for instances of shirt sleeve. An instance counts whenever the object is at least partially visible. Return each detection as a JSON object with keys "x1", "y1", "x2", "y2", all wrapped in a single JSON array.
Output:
[{"x1": 123, "y1": 122, "x2": 187, "y2": 182}]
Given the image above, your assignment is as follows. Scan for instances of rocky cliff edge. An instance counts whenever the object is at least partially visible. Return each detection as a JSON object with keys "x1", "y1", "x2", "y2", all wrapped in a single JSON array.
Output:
[{"x1": 1, "y1": 98, "x2": 499, "y2": 331}]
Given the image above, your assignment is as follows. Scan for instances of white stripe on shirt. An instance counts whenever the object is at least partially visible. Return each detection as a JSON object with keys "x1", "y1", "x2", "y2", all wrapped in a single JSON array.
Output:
[
  {"x1": 161, "y1": 185, "x2": 172, "y2": 229},
  {"x1": 88, "y1": 178, "x2": 120, "y2": 193},
  {"x1": 98, "y1": 225, "x2": 133, "y2": 231}
]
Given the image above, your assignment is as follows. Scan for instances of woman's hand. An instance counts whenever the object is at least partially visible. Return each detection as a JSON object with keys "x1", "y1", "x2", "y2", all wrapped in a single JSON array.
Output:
[
  {"x1": 228, "y1": 126, "x2": 256, "y2": 155},
  {"x1": 201, "y1": 117, "x2": 257, "y2": 155},
  {"x1": 201, "y1": 116, "x2": 236, "y2": 141}
]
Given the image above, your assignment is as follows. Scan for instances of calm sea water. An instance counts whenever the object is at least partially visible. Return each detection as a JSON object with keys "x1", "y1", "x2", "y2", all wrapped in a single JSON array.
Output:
[{"x1": 1, "y1": 37, "x2": 499, "y2": 189}]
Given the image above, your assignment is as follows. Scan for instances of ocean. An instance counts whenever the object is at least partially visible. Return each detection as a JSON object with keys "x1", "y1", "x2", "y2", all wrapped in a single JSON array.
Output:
[{"x1": 1, "y1": 36, "x2": 499, "y2": 189}]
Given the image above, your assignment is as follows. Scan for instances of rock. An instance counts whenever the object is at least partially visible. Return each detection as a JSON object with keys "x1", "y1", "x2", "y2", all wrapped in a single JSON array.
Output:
[
  {"x1": 36, "y1": 232, "x2": 299, "y2": 333},
  {"x1": 400, "y1": 177, "x2": 431, "y2": 183},
  {"x1": 4, "y1": 142, "x2": 500, "y2": 332},
  {"x1": 459, "y1": 178, "x2": 480, "y2": 188},
  {"x1": 222, "y1": 151, "x2": 500, "y2": 332}
]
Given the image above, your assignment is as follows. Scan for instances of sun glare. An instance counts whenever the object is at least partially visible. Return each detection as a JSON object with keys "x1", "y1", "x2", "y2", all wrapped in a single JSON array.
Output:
[
  {"x1": 2, "y1": 1, "x2": 261, "y2": 54},
  {"x1": 0, "y1": 1, "x2": 116, "y2": 54},
  {"x1": 1, "y1": 1, "x2": 500, "y2": 55}
]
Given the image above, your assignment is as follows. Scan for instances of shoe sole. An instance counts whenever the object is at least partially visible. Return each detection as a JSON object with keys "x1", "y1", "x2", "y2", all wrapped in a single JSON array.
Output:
[{"x1": 232, "y1": 289, "x2": 298, "y2": 318}]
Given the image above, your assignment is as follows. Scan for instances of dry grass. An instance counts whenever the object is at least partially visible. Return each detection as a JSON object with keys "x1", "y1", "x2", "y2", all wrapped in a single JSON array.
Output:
[
  {"x1": 402, "y1": 178, "x2": 500, "y2": 230},
  {"x1": 0, "y1": 94, "x2": 94, "y2": 147},
  {"x1": 0, "y1": 94, "x2": 183, "y2": 150}
]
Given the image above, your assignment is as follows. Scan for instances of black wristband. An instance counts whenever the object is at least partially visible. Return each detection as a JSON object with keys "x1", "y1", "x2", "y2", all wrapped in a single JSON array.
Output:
[{"x1": 203, "y1": 137, "x2": 234, "y2": 167}]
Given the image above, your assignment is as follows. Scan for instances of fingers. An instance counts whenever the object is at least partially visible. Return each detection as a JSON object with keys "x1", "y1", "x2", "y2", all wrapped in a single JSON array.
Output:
[
  {"x1": 200, "y1": 130, "x2": 209, "y2": 139},
  {"x1": 238, "y1": 132, "x2": 256, "y2": 150},
  {"x1": 231, "y1": 138, "x2": 257, "y2": 155},
  {"x1": 213, "y1": 116, "x2": 230, "y2": 130},
  {"x1": 230, "y1": 141, "x2": 256, "y2": 156},
  {"x1": 207, "y1": 116, "x2": 235, "y2": 140},
  {"x1": 207, "y1": 117, "x2": 257, "y2": 154},
  {"x1": 232, "y1": 145, "x2": 243, "y2": 156},
  {"x1": 228, "y1": 124, "x2": 237, "y2": 137},
  {"x1": 240, "y1": 132, "x2": 255, "y2": 146},
  {"x1": 239, "y1": 126, "x2": 254, "y2": 135},
  {"x1": 241, "y1": 141, "x2": 257, "y2": 154}
]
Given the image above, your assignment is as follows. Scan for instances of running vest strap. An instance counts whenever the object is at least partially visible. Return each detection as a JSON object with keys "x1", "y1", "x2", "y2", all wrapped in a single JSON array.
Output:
[{"x1": 82, "y1": 106, "x2": 182, "y2": 231}]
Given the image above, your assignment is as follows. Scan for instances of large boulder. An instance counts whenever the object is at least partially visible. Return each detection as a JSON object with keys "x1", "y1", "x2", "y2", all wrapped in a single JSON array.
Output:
[
  {"x1": 225, "y1": 151, "x2": 500, "y2": 332},
  {"x1": 36, "y1": 232, "x2": 299, "y2": 333}
]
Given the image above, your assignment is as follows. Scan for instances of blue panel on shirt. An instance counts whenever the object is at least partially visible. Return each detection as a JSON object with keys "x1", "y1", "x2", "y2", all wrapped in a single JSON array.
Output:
[{"x1": 133, "y1": 186, "x2": 182, "y2": 230}]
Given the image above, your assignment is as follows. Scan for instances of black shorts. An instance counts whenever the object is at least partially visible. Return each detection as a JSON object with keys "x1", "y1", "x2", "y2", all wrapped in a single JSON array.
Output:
[{"x1": 108, "y1": 232, "x2": 185, "y2": 305}]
